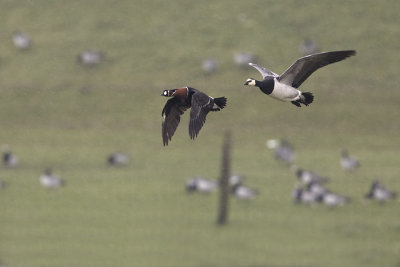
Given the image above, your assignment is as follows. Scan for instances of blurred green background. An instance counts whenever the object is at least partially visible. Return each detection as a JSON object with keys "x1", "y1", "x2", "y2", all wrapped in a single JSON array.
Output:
[{"x1": 0, "y1": 0, "x2": 399, "y2": 266}]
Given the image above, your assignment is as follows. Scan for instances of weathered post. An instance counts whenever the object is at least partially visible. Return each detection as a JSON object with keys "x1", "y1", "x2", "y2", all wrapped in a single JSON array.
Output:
[{"x1": 217, "y1": 131, "x2": 232, "y2": 226}]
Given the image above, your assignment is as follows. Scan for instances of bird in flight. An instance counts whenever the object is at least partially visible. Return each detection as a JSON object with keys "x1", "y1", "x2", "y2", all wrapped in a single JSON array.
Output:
[
  {"x1": 244, "y1": 50, "x2": 356, "y2": 107},
  {"x1": 161, "y1": 87, "x2": 227, "y2": 146}
]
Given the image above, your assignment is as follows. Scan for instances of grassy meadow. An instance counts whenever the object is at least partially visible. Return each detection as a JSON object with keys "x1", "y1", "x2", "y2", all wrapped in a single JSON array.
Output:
[{"x1": 0, "y1": 0, "x2": 400, "y2": 266}]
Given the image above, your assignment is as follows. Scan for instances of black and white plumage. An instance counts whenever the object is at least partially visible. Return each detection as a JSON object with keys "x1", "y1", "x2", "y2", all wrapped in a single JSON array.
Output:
[
  {"x1": 293, "y1": 184, "x2": 349, "y2": 207},
  {"x1": 292, "y1": 186, "x2": 320, "y2": 205},
  {"x1": 244, "y1": 50, "x2": 356, "y2": 107},
  {"x1": 318, "y1": 191, "x2": 350, "y2": 207},
  {"x1": 186, "y1": 177, "x2": 217, "y2": 193},
  {"x1": 365, "y1": 180, "x2": 397, "y2": 203},
  {"x1": 266, "y1": 139, "x2": 295, "y2": 165},
  {"x1": 307, "y1": 181, "x2": 328, "y2": 198},
  {"x1": 292, "y1": 165, "x2": 329, "y2": 185},
  {"x1": 107, "y1": 152, "x2": 129, "y2": 166},
  {"x1": 161, "y1": 87, "x2": 227, "y2": 146},
  {"x1": 2, "y1": 145, "x2": 19, "y2": 167},
  {"x1": 39, "y1": 169, "x2": 65, "y2": 189},
  {"x1": 229, "y1": 174, "x2": 244, "y2": 187},
  {"x1": 232, "y1": 184, "x2": 258, "y2": 200},
  {"x1": 340, "y1": 149, "x2": 360, "y2": 172}
]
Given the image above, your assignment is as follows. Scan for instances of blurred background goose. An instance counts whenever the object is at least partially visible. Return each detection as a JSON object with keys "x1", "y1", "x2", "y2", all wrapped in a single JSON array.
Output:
[
  {"x1": 266, "y1": 139, "x2": 295, "y2": 165},
  {"x1": 306, "y1": 180, "x2": 327, "y2": 198},
  {"x1": 12, "y1": 31, "x2": 32, "y2": 50},
  {"x1": 202, "y1": 58, "x2": 218, "y2": 75},
  {"x1": 2, "y1": 145, "x2": 19, "y2": 168},
  {"x1": 232, "y1": 184, "x2": 257, "y2": 200},
  {"x1": 318, "y1": 190, "x2": 350, "y2": 207},
  {"x1": 365, "y1": 180, "x2": 397, "y2": 203},
  {"x1": 186, "y1": 176, "x2": 217, "y2": 194},
  {"x1": 291, "y1": 165, "x2": 328, "y2": 185},
  {"x1": 39, "y1": 169, "x2": 65, "y2": 189},
  {"x1": 77, "y1": 49, "x2": 104, "y2": 66},
  {"x1": 107, "y1": 152, "x2": 129, "y2": 166},
  {"x1": 340, "y1": 149, "x2": 360, "y2": 172},
  {"x1": 228, "y1": 174, "x2": 244, "y2": 188},
  {"x1": 292, "y1": 185, "x2": 319, "y2": 206}
]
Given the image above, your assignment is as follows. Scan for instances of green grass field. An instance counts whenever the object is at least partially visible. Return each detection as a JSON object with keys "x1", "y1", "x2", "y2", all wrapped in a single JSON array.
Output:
[{"x1": 1, "y1": 1, "x2": 399, "y2": 266}]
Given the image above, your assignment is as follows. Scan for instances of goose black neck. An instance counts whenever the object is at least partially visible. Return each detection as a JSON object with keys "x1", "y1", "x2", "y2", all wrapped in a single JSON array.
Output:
[{"x1": 256, "y1": 78, "x2": 274, "y2": 95}]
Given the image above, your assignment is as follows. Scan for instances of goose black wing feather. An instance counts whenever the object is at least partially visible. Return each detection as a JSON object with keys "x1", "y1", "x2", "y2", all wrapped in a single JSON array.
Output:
[
  {"x1": 189, "y1": 91, "x2": 212, "y2": 139},
  {"x1": 162, "y1": 98, "x2": 189, "y2": 146},
  {"x1": 279, "y1": 50, "x2": 356, "y2": 88}
]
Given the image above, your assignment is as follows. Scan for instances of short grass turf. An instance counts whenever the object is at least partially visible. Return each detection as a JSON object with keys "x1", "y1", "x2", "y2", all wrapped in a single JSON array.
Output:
[{"x1": 0, "y1": 0, "x2": 400, "y2": 267}]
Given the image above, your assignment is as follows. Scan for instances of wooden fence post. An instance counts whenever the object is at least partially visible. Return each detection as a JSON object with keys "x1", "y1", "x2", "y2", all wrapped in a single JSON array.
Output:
[{"x1": 217, "y1": 131, "x2": 232, "y2": 226}]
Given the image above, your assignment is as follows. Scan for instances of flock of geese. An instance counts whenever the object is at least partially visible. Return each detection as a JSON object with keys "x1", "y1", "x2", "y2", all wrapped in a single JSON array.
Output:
[
  {"x1": 186, "y1": 174, "x2": 258, "y2": 200},
  {"x1": 0, "y1": 145, "x2": 129, "y2": 189},
  {"x1": 6, "y1": 140, "x2": 387, "y2": 207},
  {"x1": 1, "y1": 148, "x2": 394, "y2": 205},
  {"x1": 268, "y1": 139, "x2": 397, "y2": 207},
  {"x1": 6, "y1": 32, "x2": 396, "y2": 206},
  {"x1": 12, "y1": 31, "x2": 104, "y2": 66},
  {"x1": 12, "y1": 31, "x2": 317, "y2": 72},
  {"x1": 184, "y1": 139, "x2": 397, "y2": 207}
]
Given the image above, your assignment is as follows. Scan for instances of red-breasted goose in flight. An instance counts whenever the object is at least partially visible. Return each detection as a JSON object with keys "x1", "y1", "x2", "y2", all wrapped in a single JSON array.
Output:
[{"x1": 161, "y1": 87, "x2": 227, "y2": 146}]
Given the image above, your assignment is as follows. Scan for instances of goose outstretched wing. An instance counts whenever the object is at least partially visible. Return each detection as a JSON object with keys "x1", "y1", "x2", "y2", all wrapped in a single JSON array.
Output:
[
  {"x1": 189, "y1": 91, "x2": 212, "y2": 139},
  {"x1": 279, "y1": 50, "x2": 356, "y2": 88},
  {"x1": 162, "y1": 98, "x2": 189, "y2": 146}
]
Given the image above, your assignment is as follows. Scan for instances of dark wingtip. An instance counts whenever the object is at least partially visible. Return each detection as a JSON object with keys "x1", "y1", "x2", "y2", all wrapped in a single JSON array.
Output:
[
  {"x1": 347, "y1": 50, "x2": 356, "y2": 56},
  {"x1": 339, "y1": 50, "x2": 356, "y2": 57}
]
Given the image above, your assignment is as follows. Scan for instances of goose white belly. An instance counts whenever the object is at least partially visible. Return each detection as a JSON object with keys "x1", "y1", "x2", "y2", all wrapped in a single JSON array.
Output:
[{"x1": 270, "y1": 79, "x2": 301, "y2": 102}]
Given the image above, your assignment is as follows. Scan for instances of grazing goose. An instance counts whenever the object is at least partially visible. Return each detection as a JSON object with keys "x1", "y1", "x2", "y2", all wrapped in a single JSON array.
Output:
[
  {"x1": 77, "y1": 49, "x2": 104, "y2": 66},
  {"x1": 292, "y1": 186, "x2": 319, "y2": 205},
  {"x1": 229, "y1": 174, "x2": 244, "y2": 187},
  {"x1": 107, "y1": 152, "x2": 129, "y2": 166},
  {"x1": 244, "y1": 50, "x2": 356, "y2": 107},
  {"x1": 266, "y1": 139, "x2": 295, "y2": 165},
  {"x1": 39, "y1": 169, "x2": 65, "y2": 189},
  {"x1": 1, "y1": 145, "x2": 19, "y2": 167},
  {"x1": 232, "y1": 184, "x2": 257, "y2": 200},
  {"x1": 306, "y1": 181, "x2": 327, "y2": 198},
  {"x1": 365, "y1": 180, "x2": 397, "y2": 202},
  {"x1": 291, "y1": 165, "x2": 328, "y2": 185},
  {"x1": 186, "y1": 177, "x2": 217, "y2": 193},
  {"x1": 340, "y1": 149, "x2": 360, "y2": 172},
  {"x1": 318, "y1": 190, "x2": 350, "y2": 207},
  {"x1": 161, "y1": 87, "x2": 227, "y2": 146},
  {"x1": 202, "y1": 58, "x2": 218, "y2": 75},
  {"x1": 12, "y1": 31, "x2": 32, "y2": 50}
]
